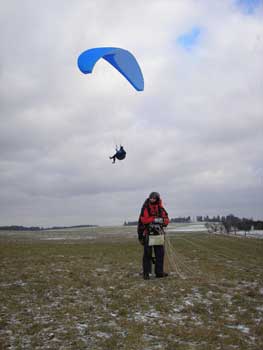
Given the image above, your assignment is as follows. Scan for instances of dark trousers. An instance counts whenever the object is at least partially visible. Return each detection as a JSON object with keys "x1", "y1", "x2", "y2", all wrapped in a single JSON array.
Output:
[{"x1": 143, "y1": 239, "x2": 164, "y2": 276}]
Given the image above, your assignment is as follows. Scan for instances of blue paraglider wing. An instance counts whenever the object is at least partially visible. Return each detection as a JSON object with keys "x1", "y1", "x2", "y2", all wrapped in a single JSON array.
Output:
[{"x1": 77, "y1": 47, "x2": 144, "y2": 91}]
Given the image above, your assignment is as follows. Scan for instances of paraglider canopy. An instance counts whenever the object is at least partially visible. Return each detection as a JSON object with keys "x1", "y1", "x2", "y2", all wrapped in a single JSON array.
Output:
[{"x1": 77, "y1": 47, "x2": 144, "y2": 91}]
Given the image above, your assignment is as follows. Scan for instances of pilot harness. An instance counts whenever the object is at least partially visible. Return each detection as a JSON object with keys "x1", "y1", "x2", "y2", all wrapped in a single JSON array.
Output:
[{"x1": 138, "y1": 201, "x2": 167, "y2": 246}]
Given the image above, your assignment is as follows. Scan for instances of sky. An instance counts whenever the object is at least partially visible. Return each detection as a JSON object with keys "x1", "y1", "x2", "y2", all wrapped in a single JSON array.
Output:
[{"x1": 1, "y1": 0, "x2": 263, "y2": 226}]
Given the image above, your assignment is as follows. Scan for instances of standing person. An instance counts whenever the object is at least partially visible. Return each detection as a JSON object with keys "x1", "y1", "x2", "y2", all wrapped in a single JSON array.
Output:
[{"x1": 138, "y1": 192, "x2": 169, "y2": 280}]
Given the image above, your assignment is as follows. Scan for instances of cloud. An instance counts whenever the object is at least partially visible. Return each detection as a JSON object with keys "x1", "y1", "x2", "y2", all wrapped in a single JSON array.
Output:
[{"x1": 0, "y1": 0, "x2": 263, "y2": 226}]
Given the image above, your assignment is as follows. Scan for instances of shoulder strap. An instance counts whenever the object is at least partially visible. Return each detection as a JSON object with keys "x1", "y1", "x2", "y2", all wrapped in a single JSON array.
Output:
[
  {"x1": 140, "y1": 200, "x2": 167, "y2": 218},
  {"x1": 159, "y1": 206, "x2": 168, "y2": 217},
  {"x1": 139, "y1": 199, "x2": 149, "y2": 217}
]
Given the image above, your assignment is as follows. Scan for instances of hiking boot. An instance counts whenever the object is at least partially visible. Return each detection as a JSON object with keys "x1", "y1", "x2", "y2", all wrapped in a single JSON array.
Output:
[
  {"x1": 156, "y1": 272, "x2": 168, "y2": 278},
  {"x1": 143, "y1": 273, "x2": 150, "y2": 280}
]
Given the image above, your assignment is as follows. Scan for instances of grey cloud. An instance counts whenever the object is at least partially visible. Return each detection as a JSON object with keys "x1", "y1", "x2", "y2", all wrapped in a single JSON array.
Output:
[{"x1": 1, "y1": 0, "x2": 262, "y2": 226}]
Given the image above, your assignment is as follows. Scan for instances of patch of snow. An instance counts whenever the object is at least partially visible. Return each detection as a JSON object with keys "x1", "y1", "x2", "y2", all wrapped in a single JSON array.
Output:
[
  {"x1": 206, "y1": 291, "x2": 214, "y2": 297},
  {"x1": 184, "y1": 299, "x2": 194, "y2": 306},
  {"x1": 76, "y1": 323, "x2": 88, "y2": 336},
  {"x1": 145, "y1": 311, "x2": 160, "y2": 319},
  {"x1": 43, "y1": 236, "x2": 95, "y2": 240},
  {"x1": 95, "y1": 268, "x2": 109, "y2": 273},
  {"x1": 172, "y1": 306, "x2": 184, "y2": 313},
  {"x1": 96, "y1": 287, "x2": 106, "y2": 294},
  {"x1": 132, "y1": 310, "x2": 160, "y2": 323},
  {"x1": 233, "y1": 230, "x2": 263, "y2": 239},
  {"x1": 226, "y1": 314, "x2": 237, "y2": 321},
  {"x1": 95, "y1": 331, "x2": 112, "y2": 339},
  {"x1": 226, "y1": 324, "x2": 250, "y2": 334},
  {"x1": 223, "y1": 293, "x2": 233, "y2": 304},
  {"x1": 1, "y1": 280, "x2": 27, "y2": 288},
  {"x1": 168, "y1": 224, "x2": 207, "y2": 233}
]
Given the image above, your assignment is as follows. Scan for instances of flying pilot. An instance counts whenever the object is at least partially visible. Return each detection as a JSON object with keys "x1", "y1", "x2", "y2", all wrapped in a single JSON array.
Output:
[{"x1": 109, "y1": 145, "x2": 126, "y2": 164}]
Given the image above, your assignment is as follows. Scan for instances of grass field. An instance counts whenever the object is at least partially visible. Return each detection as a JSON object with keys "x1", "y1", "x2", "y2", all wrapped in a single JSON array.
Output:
[{"x1": 0, "y1": 226, "x2": 263, "y2": 349}]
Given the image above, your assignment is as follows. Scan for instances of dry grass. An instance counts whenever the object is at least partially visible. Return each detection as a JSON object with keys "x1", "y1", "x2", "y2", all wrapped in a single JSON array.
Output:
[{"x1": 0, "y1": 227, "x2": 263, "y2": 349}]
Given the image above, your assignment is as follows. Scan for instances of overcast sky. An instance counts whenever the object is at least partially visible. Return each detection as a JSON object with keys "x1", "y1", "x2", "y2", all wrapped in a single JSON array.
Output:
[{"x1": 1, "y1": 0, "x2": 263, "y2": 226}]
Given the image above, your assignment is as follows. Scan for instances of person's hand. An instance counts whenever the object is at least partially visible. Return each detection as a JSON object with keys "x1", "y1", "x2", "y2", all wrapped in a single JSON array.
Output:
[
  {"x1": 153, "y1": 217, "x2": 164, "y2": 224},
  {"x1": 138, "y1": 236, "x2": 145, "y2": 245}
]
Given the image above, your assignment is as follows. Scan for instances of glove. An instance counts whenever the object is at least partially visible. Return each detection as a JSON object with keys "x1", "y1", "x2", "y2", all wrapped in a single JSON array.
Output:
[
  {"x1": 138, "y1": 237, "x2": 145, "y2": 245},
  {"x1": 153, "y1": 217, "x2": 164, "y2": 224},
  {"x1": 138, "y1": 234, "x2": 145, "y2": 245}
]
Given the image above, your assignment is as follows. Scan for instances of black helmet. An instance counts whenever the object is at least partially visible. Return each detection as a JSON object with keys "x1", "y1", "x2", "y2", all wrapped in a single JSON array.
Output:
[{"x1": 149, "y1": 192, "x2": 160, "y2": 200}]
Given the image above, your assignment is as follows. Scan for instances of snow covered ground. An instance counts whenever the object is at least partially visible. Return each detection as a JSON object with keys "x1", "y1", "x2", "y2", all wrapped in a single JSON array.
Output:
[
  {"x1": 1, "y1": 226, "x2": 263, "y2": 349},
  {"x1": 167, "y1": 223, "x2": 263, "y2": 239},
  {"x1": 228, "y1": 230, "x2": 263, "y2": 239},
  {"x1": 167, "y1": 224, "x2": 208, "y2": 233}
]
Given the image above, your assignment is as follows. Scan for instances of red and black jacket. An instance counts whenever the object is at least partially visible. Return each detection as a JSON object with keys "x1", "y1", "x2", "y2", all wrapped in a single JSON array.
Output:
[{"x1": 137, "y1": 198, "x2": 169, "y2": 240}]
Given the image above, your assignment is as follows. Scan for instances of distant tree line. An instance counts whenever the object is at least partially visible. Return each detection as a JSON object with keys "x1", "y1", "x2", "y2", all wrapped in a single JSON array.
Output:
[
  {"x1": 222, "y1": 215, "x2": 263, "y2": 233},
  {"x1": 124, "y1": 214, "x2": 263, "y2": 231},
  {"x1": 124, "y1": 216, "x2": 191, "y2": 226},
  {"x1": 0, "y1": 225, "x2": 43, "y2": 231},
  {"x1": 197, "y1": 214, "x2": 263, "y2": 232},
  {"x1": 170, "y1": 216, "x2": 191, "y2": 223},
  {"x1": 123, "y1": 221, "x2": 138, "y2": 226},
  {"x1": 0, "y1": 225, "x2": 98, "y2": 231},
  {"x1": 196, "y1": 215, "x2": 224, "y2": 222}
]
